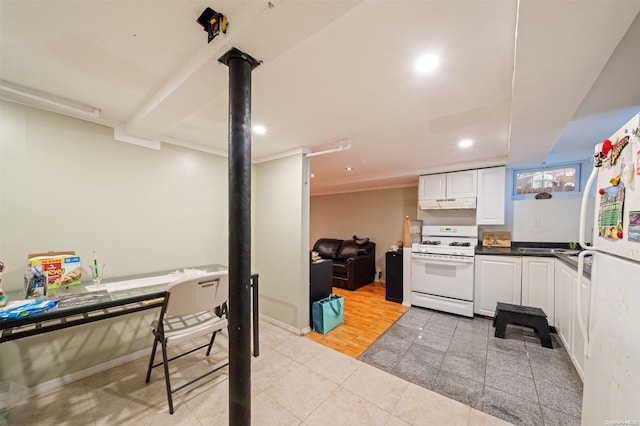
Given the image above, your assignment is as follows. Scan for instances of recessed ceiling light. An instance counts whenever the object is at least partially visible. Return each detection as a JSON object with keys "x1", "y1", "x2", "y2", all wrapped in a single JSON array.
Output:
[
  {"x1": 459, "y1": 139, "x2": 473, "y2": 148},
  {"x1": 310, "y1": 173, "x2": 315, "y2": 178},
  {"x1": 252, "y1": 125, "x2": 266, "y2": 134},
  {"x1": 346, "y1": 167, "x2": 353, "y2": 171},
  {"x1": 415, "y1": 54, "x2": 440, "y2": 73}
]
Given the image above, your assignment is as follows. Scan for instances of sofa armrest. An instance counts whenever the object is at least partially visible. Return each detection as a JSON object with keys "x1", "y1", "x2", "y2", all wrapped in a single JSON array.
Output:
[{"x1": 345, "y1": 248, "x2": 376, "y2": 287}]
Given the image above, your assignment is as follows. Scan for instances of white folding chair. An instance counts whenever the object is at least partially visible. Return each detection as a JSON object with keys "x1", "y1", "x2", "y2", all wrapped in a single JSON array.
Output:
[{"x1": 145, "y1": 270, "x2": 229, "y2": 414}]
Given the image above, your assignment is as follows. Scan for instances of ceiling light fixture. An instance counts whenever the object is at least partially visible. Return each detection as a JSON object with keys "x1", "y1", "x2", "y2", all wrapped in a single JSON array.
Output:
[
  {"x1": 252, "y1": 125, "x2": 266, "y2": 134},
  {"x1": 346, "y1": 167, "x2": 353, "y2": 171},
  {"x1": 459, "y1": 139, "x2": 473, "y2": 148},
  {"x1": 310, "y1": 173, "x2": 315, "y2": 178},
  {"x1": 415, "y1": 54, "x2": 440, "y2": 73}
]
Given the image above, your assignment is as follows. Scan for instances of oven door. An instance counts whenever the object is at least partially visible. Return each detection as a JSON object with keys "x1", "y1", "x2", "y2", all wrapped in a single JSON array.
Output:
[{"x1": 411, "y1": 253, "x2": 474, "y2": 301}]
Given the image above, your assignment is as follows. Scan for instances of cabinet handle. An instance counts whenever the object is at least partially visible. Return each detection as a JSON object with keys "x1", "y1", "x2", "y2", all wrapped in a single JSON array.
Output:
[{"x1": 412, "y1": 256, "x2": 473, "y2": 266}]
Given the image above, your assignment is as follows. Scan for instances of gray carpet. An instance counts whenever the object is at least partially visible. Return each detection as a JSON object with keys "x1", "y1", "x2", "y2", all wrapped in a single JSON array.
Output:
[{"x1": 358, "y1": 307, "x2": 582, "y2": 426}]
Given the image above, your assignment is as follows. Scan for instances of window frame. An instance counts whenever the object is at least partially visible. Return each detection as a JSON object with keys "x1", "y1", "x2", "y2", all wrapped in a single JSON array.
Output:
[{"x1": 512, "y1": 162, "x2": 582, "y2": 200}]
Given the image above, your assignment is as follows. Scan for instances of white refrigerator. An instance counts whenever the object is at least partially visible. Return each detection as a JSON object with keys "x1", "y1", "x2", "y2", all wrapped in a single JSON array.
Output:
[{"x1": 578, "y1": 113, "x2": 640, "y2": 425}]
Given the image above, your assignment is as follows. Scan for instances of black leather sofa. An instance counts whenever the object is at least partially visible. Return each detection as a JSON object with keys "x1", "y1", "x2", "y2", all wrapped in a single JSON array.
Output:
[{"x1": 312, "y1": 238, "x2": 376, "y2": 290}]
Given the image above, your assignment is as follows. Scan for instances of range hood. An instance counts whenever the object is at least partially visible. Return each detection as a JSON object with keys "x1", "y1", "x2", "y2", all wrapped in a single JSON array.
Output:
[{"x1": 419, "y1": 197, "x2": 477, "y2": 210}]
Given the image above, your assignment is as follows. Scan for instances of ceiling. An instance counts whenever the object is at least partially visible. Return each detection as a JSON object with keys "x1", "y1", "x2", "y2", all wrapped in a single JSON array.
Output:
[{"x1": 1, "y1": 1, "x2": 639, "y2": 196}]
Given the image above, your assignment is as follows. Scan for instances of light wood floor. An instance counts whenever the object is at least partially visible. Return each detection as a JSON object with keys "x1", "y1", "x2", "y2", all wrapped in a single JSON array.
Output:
[{"x1": 306, "y1": 282, "x2": 409, "y2": 358}]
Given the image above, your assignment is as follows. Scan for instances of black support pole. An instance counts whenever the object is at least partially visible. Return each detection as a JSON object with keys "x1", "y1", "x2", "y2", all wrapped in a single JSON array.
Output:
[{"x1": 218, "y1": 47, "x2": 260, "y2": 426}]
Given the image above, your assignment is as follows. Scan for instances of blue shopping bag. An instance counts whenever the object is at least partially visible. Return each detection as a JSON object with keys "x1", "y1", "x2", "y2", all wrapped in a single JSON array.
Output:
[{"x1": 312, "y1": 294, "x2": 344, "y2": 334}]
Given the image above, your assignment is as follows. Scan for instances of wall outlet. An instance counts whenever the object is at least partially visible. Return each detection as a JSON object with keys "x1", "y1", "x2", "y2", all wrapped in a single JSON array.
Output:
[{"x1": 532, "y1": 218, "x2": 541, "y2": 228}]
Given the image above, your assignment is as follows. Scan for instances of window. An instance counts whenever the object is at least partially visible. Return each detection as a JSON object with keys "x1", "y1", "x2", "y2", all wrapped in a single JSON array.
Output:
[{"x1": 513, "y1": 163, "x2": 581, "y2": 197}]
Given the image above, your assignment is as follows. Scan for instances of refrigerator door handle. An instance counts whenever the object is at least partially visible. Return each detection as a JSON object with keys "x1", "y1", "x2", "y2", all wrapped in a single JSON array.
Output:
[
  {"x1": 577, "y1": 249, "x2": 596, "y2": 358},
  {"x1": 579, "y1": 166, "x2": 597, "y2": 250}
]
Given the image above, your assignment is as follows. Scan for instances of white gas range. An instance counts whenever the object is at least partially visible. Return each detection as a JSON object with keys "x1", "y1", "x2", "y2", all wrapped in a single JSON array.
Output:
[{"x1": 411, "y1": 225, "x2": 478, "y2": 317}]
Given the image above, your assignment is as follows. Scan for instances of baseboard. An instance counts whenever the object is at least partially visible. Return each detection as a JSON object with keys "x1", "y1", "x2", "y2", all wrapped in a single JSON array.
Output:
[
  {"x1": 27, "y1": 316, "x2": 306, "y2": 397},
  {"x1": 258, "y1": 313, "x2": 308, "y2": 335},
  {"x1": 26, "y1": 347, "x2": 151, "y2": 397}
]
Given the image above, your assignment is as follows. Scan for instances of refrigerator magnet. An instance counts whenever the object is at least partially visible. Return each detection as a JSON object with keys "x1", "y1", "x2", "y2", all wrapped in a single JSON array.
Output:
[
  {"x1": 610, "y1": 135, "x2": 629, "y2": 165},
  {"x1": 598, "y1": 183, "x2": 625, "y2": 240},
  {"x1": 629, "y1": 212, "x2": 640, "y2": 243}
]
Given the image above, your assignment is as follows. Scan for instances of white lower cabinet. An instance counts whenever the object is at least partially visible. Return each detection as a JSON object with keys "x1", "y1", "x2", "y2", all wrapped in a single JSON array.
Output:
[
  {"x1": 521, "y1": 257, "x2": 555, "y2": 326},
  {"x1": 572, "y1": 273, "x2": 590, "y2": 379},
  {"x1": 554, "y1": 260, "x2": 574, "y2": 353},
  {"x1": 475, "y1": 255, "x2": 555, "y2": 321},
  {"x1": 554, "y1": 259, "x2": 590, "y2": 380},
  {"x1": 474, "y1": 255, "x2": 522, "y2": 316},
  {"x1": 475, "y1": 255, "x2": 589, "y2": 379}
]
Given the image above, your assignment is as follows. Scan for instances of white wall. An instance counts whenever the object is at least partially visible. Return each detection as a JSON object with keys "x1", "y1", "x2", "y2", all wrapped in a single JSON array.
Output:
[
  {"x1": 0, "y1": 101, "x2": 229, "y2": 290},
  {"x1": 512, "y1": 198, "x2": 585, "y2": 242},
  {"x1": 0, "y1": 101, "x2": 229, "y2": 387},
  {"x1": 310, "y1": 187, "x2": 418, "y2": 278},
  {"x1": 254, "y1": 153, "x2": 310, "y2": 332},
  {"x1": 510, "y1": 161, "x2": 594, "y2": 243},
  {"x1": 0, "y1": 102, "x2": 313, "y2": 387}
]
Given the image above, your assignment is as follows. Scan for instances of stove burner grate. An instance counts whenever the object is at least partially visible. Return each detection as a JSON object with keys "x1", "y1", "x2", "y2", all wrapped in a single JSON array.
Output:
[{"x1": 449, "y1": 242, "x2": 471, "y2": 247}]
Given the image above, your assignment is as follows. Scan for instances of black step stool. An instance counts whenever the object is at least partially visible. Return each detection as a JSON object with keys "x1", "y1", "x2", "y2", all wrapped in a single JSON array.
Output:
[{"x1": 493, "y1": 302, "x2": 553, "y2": 349}]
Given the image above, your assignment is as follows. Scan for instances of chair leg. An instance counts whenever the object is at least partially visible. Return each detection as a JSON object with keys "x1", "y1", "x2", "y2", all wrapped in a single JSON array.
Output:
[
  {"x1": 145, "y1": 334, "x2": 160, "y2": 383},
  {"x1": 206, "y1": 331, "x2": 218, "y2": 356},
  {"x1": 160, "y1": 338, "x2": 174, "y2": 414}
]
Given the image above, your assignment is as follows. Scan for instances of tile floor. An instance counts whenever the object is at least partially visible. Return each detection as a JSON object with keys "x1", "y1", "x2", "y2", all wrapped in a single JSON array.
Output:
[
  {"x1": 6, "y1": 319, "x2": 513, "y2": 426},
  {"x1": 358, "y1": 307, "x2": 583, "y2": 426}
]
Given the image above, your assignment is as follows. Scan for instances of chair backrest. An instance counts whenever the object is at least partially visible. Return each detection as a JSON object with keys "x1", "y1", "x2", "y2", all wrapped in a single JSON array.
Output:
[{"x1": 165, "y1": 271, "x2": 229, "y2": 317}]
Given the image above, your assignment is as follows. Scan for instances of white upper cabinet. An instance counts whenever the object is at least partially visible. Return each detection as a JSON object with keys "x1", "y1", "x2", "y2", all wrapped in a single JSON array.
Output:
[
  {"x1": 476, "y1": 166, "x2": 506, "y2": 224},
  {"x1": 419, "y1": 174, "x2": 447, "y2": 199},
  {"x1": 446, "y1": 170, "x2": 477, "y2": 198},
  {"x1": 419, "y1": 169, "x2": 477, "y2": 200}
]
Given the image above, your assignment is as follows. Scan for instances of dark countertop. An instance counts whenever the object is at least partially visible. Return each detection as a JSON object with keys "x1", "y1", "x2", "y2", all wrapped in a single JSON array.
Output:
[
  {"x1": 475, "y1": 242, "x2": 591, "y2": 278},
  {"x1": 475, "y1": 246, "x2": 526, "y2": 256},
  {"x1": 475, "y1": 241, "x2": 571, "y2": 256},
  {"x1": 555, "y1": 254, "x2": 592, "y2": 278}
]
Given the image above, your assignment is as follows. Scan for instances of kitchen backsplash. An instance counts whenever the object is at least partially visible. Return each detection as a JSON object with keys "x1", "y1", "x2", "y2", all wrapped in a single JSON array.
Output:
[{"x1": 512, "y1": 197, "x2": 594, "y2": 243}]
